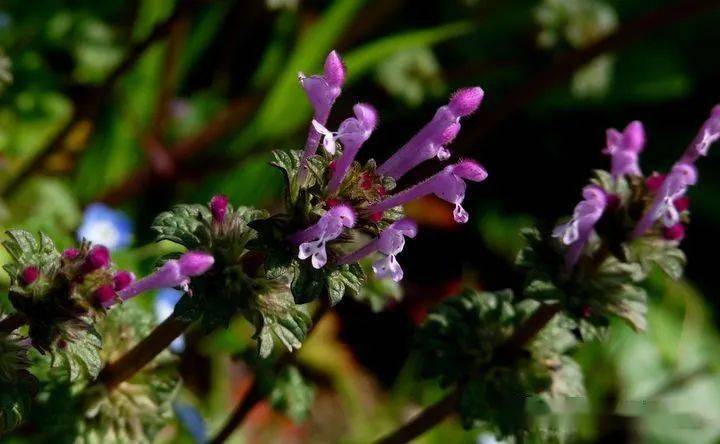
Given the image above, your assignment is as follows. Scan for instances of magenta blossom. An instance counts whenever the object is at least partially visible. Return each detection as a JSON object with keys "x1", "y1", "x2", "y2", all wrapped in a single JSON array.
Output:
[
  {"x1": 679, "y1": 104, "x2": 720, "y2": 165},
  {"x1": 632, "y1": 163, "x2": 697, "y2": 239},
  {"x1": 298, "y1": 51, "x2": 346, "y2": 176},
  {"x1": 311, "y1": 103, "x2": 378, "y2": 194},
  {"x1": 288, "y1": 204, "x2": 356, "y2": 269},
  {"x1": 337, "y1": 218, "x2": 417, "y2": 282},
  {"x1": 210, "y1": 194, "x2": 229, "y2": 223},
  {"x1": 366, "y1": 160, "x2": 488, "y2": 223},
  {"x1": 102, "y1": 251, "x2": 215, "y2": 308},
  {"x1": 377, "y1": 87, "x2": 483, "y2": 180},
  {"x1": 552, "y1": 185, "x2": 608, "y2": 271},
  {"x1": 603, "y1": 120, "x2": 645, "y2": 177}
]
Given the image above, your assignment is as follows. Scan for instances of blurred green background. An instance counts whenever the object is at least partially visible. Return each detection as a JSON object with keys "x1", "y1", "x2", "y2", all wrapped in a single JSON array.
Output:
[{"x1": 1, "y1": 0, "x2": 720, "y2": 442}]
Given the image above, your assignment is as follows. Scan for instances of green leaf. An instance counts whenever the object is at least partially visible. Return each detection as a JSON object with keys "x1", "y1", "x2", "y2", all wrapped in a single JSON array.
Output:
[
  {"x1": 251, "y1": 290, "x2": 312, "y2": 358},
  {"x1": 49, "y1": 326, "x2": 103, "y2": 382},
  {"x1": 326, "y1": 263, "x2": 365, "y2": 306},
  {"x1": 291, "y1": 262, "x2": 327, "y2": 305},
  {"x1": 151, "y1": 204, "x2": 212, "y2": 249},
  {"x1": 268, "y1": 366, "x2": 315, "y2": 423},
  {"x1": 2, "y1": 229, "x2": 60, "y2": 276},
  {"x1": 0, "y1": 376, "x2": 32, "y2": 435},
  {"x1": 626, "y1": 237, "x2": 686, "y2": 280}
]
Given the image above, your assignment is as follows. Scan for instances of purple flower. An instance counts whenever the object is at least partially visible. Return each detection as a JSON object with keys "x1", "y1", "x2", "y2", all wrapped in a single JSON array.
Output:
[
  {"x1": 631, "y1": 163, "x2": 697, "y2": 239},
  {"x1": 298, "y1": 51, "x2": 346, "y2": 176},
  {"x1": 312, "y1": 103, "x2": 378, "y2": 194},
  {"x1": 366, "y1": 159, "x2": 488, "y2": 223},
  {"x1": 337, "y1": 218, "x2": 417, "y2": 282},
  {"x1": 376, "y1": 87, "x2": 484, "y2": 180},
  {"x1": 287, "y1": 204, "x2": 356, "y2": 269},
  {"x1": 552, "y1": 185, "x2": 607, "y2": 271},
  {"x1": 603, "y1": 120, "x2": 645, "y2": 177},
  {"x1": 679, "y1": 104, "x2": 720, "y2": 165},
  {"x1": 104, "y1": 251, "x2": 215, "y2": 308}
]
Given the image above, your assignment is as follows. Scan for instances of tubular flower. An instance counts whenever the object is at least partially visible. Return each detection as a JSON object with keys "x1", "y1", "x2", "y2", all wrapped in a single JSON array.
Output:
[
  {"x1": 603, "y1": 120, "x2": 645, "y2": 177},
  {"x1": 287, "y1": 204, "x2": 356, "y2": 269},
  {"x1": 377, "y1": 87, "x2": 484, "y2": 180},
  {"x1": 679, "y1": 104, "x2": 720, "y2": 165},
  {"x1": 337, "y1": 218, "x2": 418, "y2": 281},
  {"x1": 552, "y1": 185, "x2": 608, "y2": 271},
  {"x1": 313, "y1": 103, "x2": 378, "y2": 194},
  {"x1": 298, "y1": 50, "x2": 346, "y2": 172},
  {"x1": 631, "y1": 163, "x2": 697, "y2": 239},
  {"x1": 366, "y1": 159, "x2": 488, "y2": 223},
  {"x1": 103, "y1": 251, "x2": 215, "y2": 307}
]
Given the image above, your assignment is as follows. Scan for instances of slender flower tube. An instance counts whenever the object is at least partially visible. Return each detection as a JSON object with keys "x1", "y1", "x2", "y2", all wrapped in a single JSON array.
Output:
[
  {"x1": 552, "y1": 185, "x2": 608, "y2": 271},
  {"x1": 287, "y1": 204, "x2": 356, "y2": 269},
  {"x1": 376, "y1": 87, "x2": 484, "y2": 180},
  {"x1": 298, "y1": 51, "x2": 346, "y2": 174},
  {"x1": 366, "y1": 160, "x2": 488, "y2": 223},
  {"x1": 679, "y1": 104, "x2": 720, "y2": 165},
  {"x1": 603, "y1": 120, "x2": 645, "y2": 177},
  {"x1": 311, "y1": 103, "x2": 378, "y2": 194},
  {"x1": 102, "y1": 251, "x2": 215, "y2": 307},
  {"x1": 210, "y1": 194, "x2": 229, "y2": 223},
  {"x1": 631, "y1": 163, "x2": 697, "y2": 239},
  {"x1": 337, "y1": 218, "x2": 417, "y2": 282}
]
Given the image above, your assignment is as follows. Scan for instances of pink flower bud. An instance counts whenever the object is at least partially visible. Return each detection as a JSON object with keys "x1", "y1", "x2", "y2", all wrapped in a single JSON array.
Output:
[
  {"x1": 82, "y1": 245, "x2": 110, "y2": 273},
  {"x1": 62, "y1": 248, "x2": 80, "y2": 261},
  {"x1": 177, "y1": 251, "x2": 215, "y2": 276},
  {"x1": 448, "y1": 87, "x2": 484, "y2": 117},
  {"x1": 113, "y1": 270, "x2": 135, "y2": 291},
  {"x1": 645, "y1": 173, "x2": 665, "y2": 192},
  {"x1": 21, "y1": 266, "x2": 40, "y2": 285},
  {"x1": 664, "y1": 223, "x2": 685, "y2": 241},
  {"x1": 210, "y1": 194, "x2": 229, "y2": 223},
  {"x1": 94, "y1": 284, "x2": 117, "y2": 306}
]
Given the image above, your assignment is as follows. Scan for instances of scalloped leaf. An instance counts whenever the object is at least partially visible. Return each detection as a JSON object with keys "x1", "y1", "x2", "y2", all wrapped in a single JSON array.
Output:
[
  {"x1": 326, "y1": 263, "x2": 365, "y2": 306},
  {"x1": 49, "y1": 327, "x2": 102, "y2": 382},
  {"x1": 151, "y1": 204, "x2": 212, "y2": 248},
  {"x1": 252, "y1": 291, "x2": 311, "y2": 358},
  {"x1": 2, "y1": 230, "x2": 60, "y2": 280},
  {"x1": 268, "y1": 366, "x2": 315, "y2": 423}
]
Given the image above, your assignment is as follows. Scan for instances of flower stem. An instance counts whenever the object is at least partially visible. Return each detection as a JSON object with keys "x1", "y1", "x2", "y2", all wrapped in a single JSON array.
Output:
[
  {"x1": 96, "y1": 315, "x2": 192, "y2": 391},
  {"x1": 373, "y1": 302, "x2": 562, "y2": 444},
  {"x1": 0, "y1": 313, "x2": 25, "y2": 334},
  {"x1": 209, "y1": 301, "x2": 330, "y2": 444}
]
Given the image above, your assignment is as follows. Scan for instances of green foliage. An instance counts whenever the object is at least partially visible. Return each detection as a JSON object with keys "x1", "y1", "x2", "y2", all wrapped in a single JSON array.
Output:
[
  {"x1": 151, "y1": 204, "x2": 213, "y2": 249},
  {"x1": 2, "y1": 229, "x2": 60, "y2": 282},
  {"x1": 251, "y1": 289, "x2": 311, "y2": 359},
  {"x1": 268, "y1": 365, "x2": 316, "y2": 423},
  {"x1": 415, "y1": 289, "x2": 516, "y2": 387},
  {"x1": 47, "y1": 325, "x2": 103, "y2": 382},
  {"x1": 415, "y1": 290, "x2": 584, "y2": 439},
  {"x1": 0, "y1": 333, "x2": 34, "y2": 435}
]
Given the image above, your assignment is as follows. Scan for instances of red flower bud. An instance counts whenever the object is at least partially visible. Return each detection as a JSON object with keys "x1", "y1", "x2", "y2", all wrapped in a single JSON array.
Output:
[
  {"x1": 210, "y1": 194, "x2": 229, "y2": 223},
  {"x1": 82, "y1": 245, "x2": 110, "y2": 273},
  {"x1": 21, "y1": 266, "x2": 40, "y2": 285},
  {"x1": 94, "y1": 284, "x2": 116, "y2": 306},
  {"x1": 113, "y1": 270, "x2": 135, "y2": 291}
]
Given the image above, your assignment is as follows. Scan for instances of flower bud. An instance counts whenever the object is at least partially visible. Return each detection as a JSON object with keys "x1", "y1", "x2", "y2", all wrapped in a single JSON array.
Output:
[
  {"x1": 324, "y1": 50, "x2": 346, "y2": 88},
  {"x1": 62, "y1": 248, "x2": 80, "y2": 261},
  {"x1": 177, "y1": 251, "x2": 215, "y2": 277},
  {"x1": 94, "y1": 284, "x2": 116, "y2": 306},
  {"x1": 82, "y1": 245, "x2": 110, "y2": 273},
  {"x1": 21, "y1": 266, "x2": 40, "y2": 285},
  {"x1": 210, "y1": 194, "x2": 229, "y2": 223},
  {"x1": 113, "y1": 270, "x2": 135, "y2": 291},
  {"x1": 448, "y1": 87, "x2": 484, "y2": 117}
]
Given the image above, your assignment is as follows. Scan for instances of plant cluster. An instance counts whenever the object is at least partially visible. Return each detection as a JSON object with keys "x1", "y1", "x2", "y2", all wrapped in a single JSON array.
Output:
[{"x1": 0, "y1": 49, "x2": 718, "y2": 443}]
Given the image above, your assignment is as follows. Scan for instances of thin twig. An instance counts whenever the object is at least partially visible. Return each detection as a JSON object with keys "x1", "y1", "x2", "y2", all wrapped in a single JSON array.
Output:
[
  {"x1": 373, "y1": 303, "x2": 562, "y2": 444},
  {"x1": 96, "y1": 315, "x2": 192, "y2": 391},
  {"x1": 457, "y1": 0, "x2": 720, "y2": 151},
  {"x1": 209, "y1": 300, "x2": 330, "y2": 444},
  {"x1": 0, "y1": 313, "x2": 26, "y2": 334},
  {"x1": 0, "y1": 1, "x2": 196, "y2": 198}
]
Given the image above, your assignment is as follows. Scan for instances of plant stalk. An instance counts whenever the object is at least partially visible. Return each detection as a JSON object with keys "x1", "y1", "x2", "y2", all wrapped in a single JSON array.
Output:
[
  {"x1": 96, "y1": 315, "x2": 192, "y2": 391},
  {"x1": 0, "y1": 313, "x2": 26, "y2": 334},
  {"x1": 373, "y1": 302, "x2": 562, "y2": 444}
]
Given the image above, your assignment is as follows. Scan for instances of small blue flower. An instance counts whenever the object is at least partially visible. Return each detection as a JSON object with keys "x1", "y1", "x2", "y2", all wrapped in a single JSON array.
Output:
[
  {"x1": 155, "y1": 288, "x2": 185, "y2": 353},
  {"x1": 173, "y1": 402, "x2": 207, "y2": 444},
  {"x1": 77, "y1": 203, "x2": 133, "y2": 251}
]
